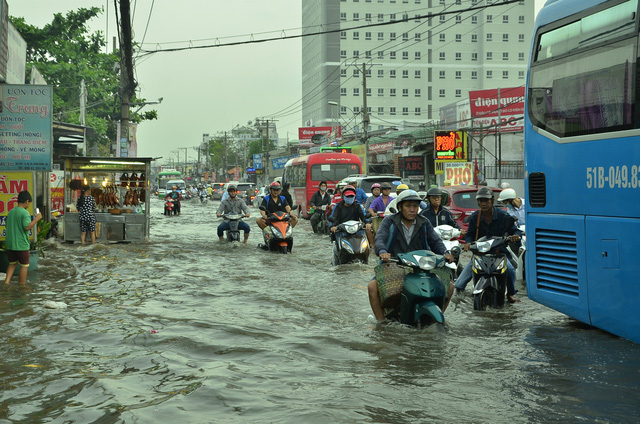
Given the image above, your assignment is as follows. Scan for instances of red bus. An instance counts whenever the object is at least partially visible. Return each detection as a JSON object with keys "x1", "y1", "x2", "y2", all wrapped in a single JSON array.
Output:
[{"x1": 283, "y1": 153, "x2": 361, "y2": 218}]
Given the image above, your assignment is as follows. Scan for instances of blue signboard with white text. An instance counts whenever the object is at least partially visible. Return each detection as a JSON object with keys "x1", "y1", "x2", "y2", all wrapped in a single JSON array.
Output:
[
  {"x1": 0, "y1": 85, "x2": 53, "y2": 171},
  {"x1": 253, "y1": 154, "x2": 262, "y2": 169},
  {"x1": 271, "y1": 154, "x2": 298, "y2": 170}
]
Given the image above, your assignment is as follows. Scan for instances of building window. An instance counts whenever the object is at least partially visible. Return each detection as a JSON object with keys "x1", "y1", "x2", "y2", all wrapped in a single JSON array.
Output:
[
  {"x1": 378, "y1": 106, "x2": 384, "y2": 115},
  {"x1": 439, "y1": 89, "x2": 445, "y2": 98},
  {"x1": 439, "y1": 52, "x2": 445, "y2": 60},
  {"x1": 340, "y1": 31, "x2": 346, "y2": 40},
  {"x1": 471, "y1": 52, "x2": 478, "y2": 61},
  {"x1": 353, "y1": 69, "x2": 359, "y2": 77},
  {"x1": 354, "y1": 88, "x2": 360, "y2": 96},
  {"x1": 390, "y1": 88, "x2": 396, "y2": 96},
  {"x1": 440, "y1": 33, "x2": 445, "y2": 42},
  {"x1": 390, "y1": 51, "x2": 396, "y2": 59},
  {"x1": 415, "y1": 51, "x2": 421, "y2": 60},
  {"x1": 378, "y1": 88, "x2": 384, "y2": 96},
  {"x1": 487, "y1": 15, "x2": 493, "y2": 23},
  {"x1": 353, "y1": 32, "x2": 359, "y2": 40},
  {"x1": 390, "y1": 70, "x2": 396, "y2": 78},
  {"x1": 415, "y1": 88, "x2": 421, "y2": 97},
  {"x1": 340, "y1": 88, "x2": 347, "y2": 96},
  {"x1": 439, "y1": 70, "x2": 445, "y2": 79},
  {"x1": 378, "y1": 69, "x2": 384, "y2": 78},
  {"x1": 456, "y1": 15, "x2": 462, "y2": 24},
  {"x1": 471, "y1": 70, "x2": 477, "y2": 79},
  {"x1": 366, "y1": 88, "x2": 372, "y2": 96},
  {"x1": 486, "y1": 70, "x2": 493, "y2": 79},
  {"x1": 390, "y1": 107, "x2": 396, "y2": 115},
  {"x1": 341, "y1": 69, "x2": 347, "y2": 77},
  {"x1": 340, "y1": 13, "x2": 346, "y2": 21},
  {"x1": 340, "y1": 106, "x2": 347, "y2": 115},
  {"x1": 378, "y1": 51, "x2": 384, "y2": 59},
  {"x1": 402, "y1": 70, "x2": 409, "y2": 78},
  {"x1": 403, "y1": 33, "x2": 409, "y2": 41},
  {"x1": 455, "y1": 89, "x2": 461, "y2": 97},
  {"x1": 519, "y1": 34, "x2": 525, "y2": 42},
  {"x1": 378, "y1": 32, "x2": 384, "y2": 40},
  {"x1": 503, "y1": 71, "x2": 509, "y2": 79},
  {"x1": 455, "y1": 52, "x2": 461, "y2": 61},
  {"x1": 378, "y1": 13, "x2": 384, "y2": 22},
  {"x1": 366, "y1": 50, "x2": 372, "y2": 59},
  {"x1": 402, "y1": 51, "x2": 409, "y2": 60},
  {"x1": 390, "y1": 14, "x2": 397, "y2": 21},
  {"x1": 354, "y1": 106, "x2": 360, "y2": 114},
  {"x1": 502, "y1": 52, "x2": 509, "y2": 60},
  {"x1": 518, "y1": 52, "x2": 525, "y2": 61},
  {"x1": 353, "y1": 50, "x2": 360, "y2": 58},
  {"x1": 487, "y1": 52, "x2": 493, "y2": 60},
  {"x1": 518, "y1": 70, "x2": 525, "y2": 79},
  {"x1": 402, "y1": 88, "x2": 409, "y2": 96},
  {"x1": 353, "y1": 13, "x2": 359, "y2": 21},
  {"x1": 440, "y1": 15, "x2": 446, "y2": 23},
  {"x1": 487, "y1": 33, "x2": 493, "y2": 42},
  {"x1": 503, "y1": 15, "x2": 509, "y2": 23},
  {"x1": 471, "y1": 34, "x2": 477, "y2": 42},
  {"x1": 365, "y1": 13, "x2": 372, "y2": 22},
  {"x1": 365, "y1": 32, "x2": 372, "y2": 40},
  {"x1": 519, "y1": 15, "x2": 525, "y2": 24},
  {"x1": 340, "y1": 50, "x2": 347, "y2": 58},
  {"x1": 415, "y1": 14, "x2": 421, "y2": 22},
  {"x1": 390, "y1": 32, "x2": 397, "y2": 40},
  {"x1": 455, "y1": 71, "x2": 461, "y2": 79},
  {"x1": 415, "y1": 70, "x2": 421, "y2": 78},
  {"x1": 456, "y1": 34, "x2": 462, "y2": 42},
  {"x1": 472, "y1": 15, "x2": 477, "y2": 24},
  {"x1": 415, "y1": 33, "x2": 421, "y2": 41},
  {"x1": 402, "y1": 107, "x2": 409, "y2": 115}
]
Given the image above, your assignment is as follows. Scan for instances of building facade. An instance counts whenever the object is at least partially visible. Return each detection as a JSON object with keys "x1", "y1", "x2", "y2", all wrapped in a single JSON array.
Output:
[{"x1": 301, "y1": 0, "x2": 534, "y2": 135}]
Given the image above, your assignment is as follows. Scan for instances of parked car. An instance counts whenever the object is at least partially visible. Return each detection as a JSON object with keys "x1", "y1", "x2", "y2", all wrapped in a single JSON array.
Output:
[
  {"x1": 438, "y1": 185, "x2": 505, "y2": 230},
  {"x1": 211, "y1": 183, "x2": 225, "y2": 200}
]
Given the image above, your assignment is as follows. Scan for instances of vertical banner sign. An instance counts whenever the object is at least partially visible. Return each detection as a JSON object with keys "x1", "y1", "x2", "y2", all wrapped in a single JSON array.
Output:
[
  {"x1": 50, "y1": 170, "x2": 64, "y2": 213},
  {"x1": 0, "y1": 172, "x2": 35, "y2": 241},
  {"x1": 0, "y1": 85, "x2": 53, "y2": 171},
  {"x1": 434, "y1": 130, "x2": 468, "y2": 161}
]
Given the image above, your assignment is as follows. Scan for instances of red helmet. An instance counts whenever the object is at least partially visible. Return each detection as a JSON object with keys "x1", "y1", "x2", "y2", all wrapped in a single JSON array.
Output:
[
  {"x1": 342, "y1": 185, "x2": 356, "y2": 197},
  {"x1": 269, "y1": 181, "x2": 281, "y2": 190}
]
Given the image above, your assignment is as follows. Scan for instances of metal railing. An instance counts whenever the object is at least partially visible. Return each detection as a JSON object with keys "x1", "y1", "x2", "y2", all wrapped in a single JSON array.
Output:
[{"x1": 483, "y1": 164, "x2": 524, "y2": 180}]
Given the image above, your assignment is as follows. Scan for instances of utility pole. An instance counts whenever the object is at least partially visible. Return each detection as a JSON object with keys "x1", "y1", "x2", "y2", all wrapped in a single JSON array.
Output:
[
  {"x1": 223, "y1": 131, "x2": 228, "y2": 181},
  {"x1": 178, "y1": 147, "x2": 188, "y2": 177},
  {"x1": 362, "y1": 63, "x2": 370, "y2": 175},
  {"x1": 118, "y1": 0, "x2": 136, "y2": 158}
]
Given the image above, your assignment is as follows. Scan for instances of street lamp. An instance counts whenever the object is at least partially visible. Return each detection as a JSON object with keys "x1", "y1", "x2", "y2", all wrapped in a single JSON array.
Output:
[{"x1": 133, "y1": 97, "x2": 163, "y2": 114}]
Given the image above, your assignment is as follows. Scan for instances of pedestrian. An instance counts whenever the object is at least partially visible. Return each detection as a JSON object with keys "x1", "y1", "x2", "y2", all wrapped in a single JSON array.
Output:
[
  {"x1": 77, "y1": 185, "x2": 97, "y2": 245},
  {"x1": 4, "y1": 190, "x2": 42, "y2": 284}
]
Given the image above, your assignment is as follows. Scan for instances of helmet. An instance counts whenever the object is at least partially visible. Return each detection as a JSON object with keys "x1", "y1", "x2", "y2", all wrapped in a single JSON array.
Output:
[
  {"x1": 380, "y1": 182, "x2": 392, "y2": 189},
  {"x1": 427, "y1": 187, "x2": 443, "y2": 197},
  {"x1": 396, "y1": 184, "x2": 409, "y2": 193},
  {"x1": 338, "y1": 181, "x2": 347, "y2": 189},
  {"x1": 500, "y1": 182, "x2": 511, "y2": 189},
  {"x1": 227, "y1": 184, "x2": 237, "y2": 191},
  {"x1": 396, "y1": 189, "x2": 422, "y2": 205},
  {"x1": 342, "y1": 185, "x2": 356, "y2": 196},
  {"x1": 269, "y1": 181, "x2": 281, "y2": 190},
  {"x1": 498, "y1": 188, "x2": 517, "y2": 202},
  {"x1": 371, "y1": 183, "x2": 381, "y2": 189},
  {"x1": 476, "y1": 186, "x2": 494, "y2": 200}
]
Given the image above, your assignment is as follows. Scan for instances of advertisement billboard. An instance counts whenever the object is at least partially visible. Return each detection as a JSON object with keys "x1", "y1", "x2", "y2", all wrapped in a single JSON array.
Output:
[
  {"x1": 468, "y1": 87, "x2": 525, "y2": 133},
  {"x1": 434, "y1": 130, "x2": 469, "y2": 161},
  {"x1": 0, "y1": 172, "x2": 35, "y2": 241},
  {"x1": 298, "y1": 126, "x2": 341, "y2": 140},
  {"x1": 0, "y1": 84, "x2": 53, "y2": 171}
]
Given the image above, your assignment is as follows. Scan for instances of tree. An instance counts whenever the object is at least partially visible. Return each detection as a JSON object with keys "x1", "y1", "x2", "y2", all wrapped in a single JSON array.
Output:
[{"x1": 10, "y1": 7, "x2": 157, "y2": 155}]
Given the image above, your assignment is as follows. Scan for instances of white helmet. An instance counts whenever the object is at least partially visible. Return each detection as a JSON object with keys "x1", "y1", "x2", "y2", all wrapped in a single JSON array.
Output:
[
  {"x1": 500, "y1": 182, "x2": 511, "y2": 189},
  {"x1": 395, "y1": 189, "x2": 422, "y2": 206},
  {"x1": 498, "y1": 188, "x2": 517, "y2": 202}
]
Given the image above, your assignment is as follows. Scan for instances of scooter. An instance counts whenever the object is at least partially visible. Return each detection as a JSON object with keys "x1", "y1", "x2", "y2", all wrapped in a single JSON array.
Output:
[
  {"x1": 313, "y1": 205, "x2": 331, "y2": 235},
  {"x1": 259, "y1": 211, "x2": 293, "y2": 253},
  {"x1": 434, "y1": 225, "x2": 463, "y2": 278},
  {"x1": 332, "y1": 220, "x2": 369, "y2": 265},
  {"x1": 200, "y1": 193, "x2": 209, "y2": 204},
  {"x1": 507, "y1": 225, "x2": 526, "y2": 283},
  {"x1": 222, "y1": 213, "x2": 244, "y2": 243},
  {"x1": 384, "y1": 250, "x2": 449, "y2": 328},
  {"x1": 469, "y1": 235, "x2": 512, "y2": 310}
]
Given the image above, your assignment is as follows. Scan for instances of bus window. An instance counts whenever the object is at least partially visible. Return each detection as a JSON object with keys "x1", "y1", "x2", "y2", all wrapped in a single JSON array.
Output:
[{"x1": 310, "y1": 163, "x2": 359, "y2": 182}]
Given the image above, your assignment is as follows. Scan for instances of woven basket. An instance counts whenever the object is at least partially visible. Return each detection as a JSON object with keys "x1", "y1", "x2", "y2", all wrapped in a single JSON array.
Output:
[{"x1": 375, "y1": 262, "x2": 410, "y2": 309}]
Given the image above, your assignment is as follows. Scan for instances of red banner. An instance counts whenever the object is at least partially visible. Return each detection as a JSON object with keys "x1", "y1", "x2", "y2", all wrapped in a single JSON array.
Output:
[
  {"x1": 298, "y1": 126, "x2": 341, "y2": 140},
  {"x1": 468, "y1": 87, "x2": 525, "y2": 132}
]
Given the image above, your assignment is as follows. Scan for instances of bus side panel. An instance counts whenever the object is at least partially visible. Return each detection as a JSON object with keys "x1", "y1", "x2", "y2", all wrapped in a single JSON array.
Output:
[
  {"x1": 292, "y1": 187, "x2": 309, "y2": 218},
  {"x1": 586, "y1": 217, "x2": 640, "y2": 344},
  {"x1": 527, "y1": 213, "x2": 591, "y2": 325}
]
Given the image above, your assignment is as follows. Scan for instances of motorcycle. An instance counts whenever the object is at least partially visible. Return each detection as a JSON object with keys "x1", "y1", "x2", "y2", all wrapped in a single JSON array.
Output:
[
  {"x1": 199, "y1": 192, "x2": 209, "y2": 204},
  {"x1": 433, "y1": 225, "x2": 463, "y2": 278},
  {"x1": 507, "y1": 225, "x2": 526, "y2": 283},
  {"x1": 259, "y1": 211, "x2": 293, "y2": 253},
  {"x1": 469, "y1": 235, "x2": 513, "y2": 310},
  {"x1": 312, "y1": 204, "x2": 331, "y2": 235},
  {"x1": 332, "y1": 220, "x2": 369, "y2": 265},
  {"x1": 384, "y1": 250, "x2": 449, "y2": 328},
  {"x1": 222, "y1": 213, "x2": 244, "y2": 243}
]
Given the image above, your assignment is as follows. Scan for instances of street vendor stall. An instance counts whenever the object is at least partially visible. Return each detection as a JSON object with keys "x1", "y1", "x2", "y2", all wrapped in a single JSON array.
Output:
[{"x1": 62, "y1": 156, "x2": 153, "y2": 242}]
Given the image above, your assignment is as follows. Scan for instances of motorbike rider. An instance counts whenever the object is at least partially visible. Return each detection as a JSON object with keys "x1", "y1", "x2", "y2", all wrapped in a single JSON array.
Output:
[
  {"x1": 216, "y1": 184, "x2": 251, "y2": 243},
  {"x1": 421, "y1": 187, "x2": 466, "y2": 236},
  {"x1": 385, "y1": 184, "x2": 427, "y2": 215},
  {"x1": 257, "y1": 181, "x2": 298, "y2": 230},
  {"x1": 165, "y1": 185, "x2": 182, "y2": 215},
  {"x1": 363, "y1": 183, "x2": 381, "y2": 211},
  {"x1": 368, "y1": 190, "x2": 455, "y2": 321},
  {"x1": 498, "y1": 188, "x2": 525, "y2": 225},
  {"x1": 309, "y1": 180, "x2": 332, "y2": 233},
  {"x1": 329, "y1": 185, "x2": 367, "y2": 232},
  {"x1": 351, "y1": 180, "x2": 368, "y2": 205},
  {"x1": 454, "y1": 186, "x2": 522, "y2": 303},
  {"x1": 331, "y1": 181, "x2": 347, "y2": 206},
  {"x1": 368, "y1": 182, "x2": 393, "y2": 217}
]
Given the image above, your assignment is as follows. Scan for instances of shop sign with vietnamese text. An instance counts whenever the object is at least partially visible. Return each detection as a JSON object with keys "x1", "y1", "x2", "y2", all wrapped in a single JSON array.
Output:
[
  {"x1": 434, "y1": 130, "x2": 468, "y2": 161},
  {"x1": 0, "y1": 172, "x2": 35, "y2": 241}
]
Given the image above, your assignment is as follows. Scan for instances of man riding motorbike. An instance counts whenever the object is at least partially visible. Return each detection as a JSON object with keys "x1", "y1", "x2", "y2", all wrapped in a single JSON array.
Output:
[
  {"x1": 454, "y1": 186, "x2": 522, "y2": 303},
  {"x1": 216, "y1": 184, "x2": 251, "y2": 243},
  {"x1": 257, "y1": 181, "x2": 298, "y2": 230},
  {"x1": 368, "y1": 182, "x2": 393, "y2": 217},
  {"x1": 329, "y1": 185, "x2": 367, "y2": 232},
  {"x1": 309, "y1": 180, "x2": 331, "y2": 233},
  {"x1": 420, "y1": 187, "x2": 465, "y2": 235},
  {"x1": 367, "y1": 190, "x2": 455, "y2": 321},
  {"x1": 165, "y1": 185, "x2": 182, "y2": 215}
]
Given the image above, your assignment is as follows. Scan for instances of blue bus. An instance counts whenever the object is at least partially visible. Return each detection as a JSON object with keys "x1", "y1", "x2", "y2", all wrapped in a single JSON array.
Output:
[{"x1": 525, "y1": 0, "x2": 640, "y2": 343}]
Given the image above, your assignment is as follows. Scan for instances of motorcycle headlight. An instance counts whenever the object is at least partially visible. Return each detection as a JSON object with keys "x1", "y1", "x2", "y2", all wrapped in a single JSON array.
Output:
[
  {"x1": 360, "y1": 238, "x2": 368, "y2": 251},
  {"x1": 414, "y1": 254, "x2": 436, "y2": 271},
  {"x1": 345, "y1": 223, "x2": 358, "y2": 234},
  {"x1": 440, "y1": 229, "x2": 452, "y2": 240},
  {"x1": 341, "y1": 239, "x2": 355, "y2": 254},
  {"x1": 285, "y1": 226, "x2": 293, "y2": 238},
  {"x1": 271, "y1": 227, "x2": 283, "y2": 238},
  {"x1": 476, "y1": 240, "x2": 493, "y2": 253}
]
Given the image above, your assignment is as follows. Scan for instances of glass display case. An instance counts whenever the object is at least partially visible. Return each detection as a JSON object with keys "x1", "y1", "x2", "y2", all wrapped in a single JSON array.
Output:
[{"x1": 62, "y1": 156, "x2": 153, "y2": 242}]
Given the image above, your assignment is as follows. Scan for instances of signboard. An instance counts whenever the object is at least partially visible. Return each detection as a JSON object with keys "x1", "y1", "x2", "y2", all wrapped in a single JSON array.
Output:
[
  {"x1": 468, "y1": 87, "x2": 525, "y2": 133},
  {"x1": 272, "y1": 154, "x2": 298, "y2": 170},
  {"x1": 253, "y1": 154, "x2": 263, "y2": 169},
  {"x1": 117, "y1": 122, "x2": 137, "y2": 158},
  {"x1": 399, "y1": 156, "x2": 424, "y2": 176},
  {"x1": 50, "y1": 170, "x2": 64, "y2": 213},
  {"x1": 434, "y1": 130, "x2": 468, "y2": 161},
  {"x1": 246, "y1": 167, "x2": 256, "y2": 174},
  {"x1": 7, "y1": 23, "x2": 27, "y2": 84},
  {"x1": 0, "y1": 172, "x2": 35, "y2": 241},
  {"x1": 298, "y1": 126, "x2": 341, "y2": 140},
  {"x1": 320, "y1": 147, "x2": 352, "y2": 153},
  {"x1": 369, "y1": 141, "x2": 395, "y2": 153},
  {"x1": 444, "y1": 162, "x2": 474, "y2": 185},
  {"x1": 0, "y1": 84, "x2": 53, "y2": 171}
]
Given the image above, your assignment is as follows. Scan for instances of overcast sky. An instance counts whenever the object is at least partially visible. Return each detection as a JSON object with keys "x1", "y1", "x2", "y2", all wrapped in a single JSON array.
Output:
[{"x1": 9, "y1": 0, "x2": 544, "y2": 165}]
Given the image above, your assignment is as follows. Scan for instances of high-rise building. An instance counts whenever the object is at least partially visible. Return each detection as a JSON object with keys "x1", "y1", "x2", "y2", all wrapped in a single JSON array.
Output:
[{"x1": 301, "y1": 0, "x2": 534, "y2": 135}]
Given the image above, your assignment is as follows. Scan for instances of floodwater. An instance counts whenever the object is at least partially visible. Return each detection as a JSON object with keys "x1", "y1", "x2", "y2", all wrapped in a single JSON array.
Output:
[{"x1": 1, "y1": 198, "x2": 639, "y2": 423}]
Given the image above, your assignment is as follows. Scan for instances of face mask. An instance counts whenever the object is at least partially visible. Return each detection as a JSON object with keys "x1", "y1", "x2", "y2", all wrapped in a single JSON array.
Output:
[
  {"x1": 320, "y1": 186, "x2": 326, "y2": 192},
  {"x1": 344, "y1": 196, "x2": 355, "y2": 205}
]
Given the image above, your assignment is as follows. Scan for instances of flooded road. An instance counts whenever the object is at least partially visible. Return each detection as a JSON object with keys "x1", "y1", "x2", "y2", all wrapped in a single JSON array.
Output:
[{"x1": 1, "y1": 198, "x2": 639, "y2": 423}]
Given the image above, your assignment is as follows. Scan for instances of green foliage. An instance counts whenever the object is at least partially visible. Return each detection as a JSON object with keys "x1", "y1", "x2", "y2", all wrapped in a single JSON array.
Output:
[{"x1": 10, "y1": 7, "x2": 158, "y2": 154}]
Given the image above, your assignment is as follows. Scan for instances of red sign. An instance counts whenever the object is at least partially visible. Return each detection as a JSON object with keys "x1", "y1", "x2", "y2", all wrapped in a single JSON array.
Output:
[
  {"x1": 298, "y1": 126, "x2": 342, "y2": 140},
  {"x1": 434, "y1": 130, "x2": 468, "y2": 161},
  {"x1": 368, "y1": 141, "x2": 395, "y2": 153},
  {"x1": 468, "y1": 87, "x2": 525, "y2": 133}
]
